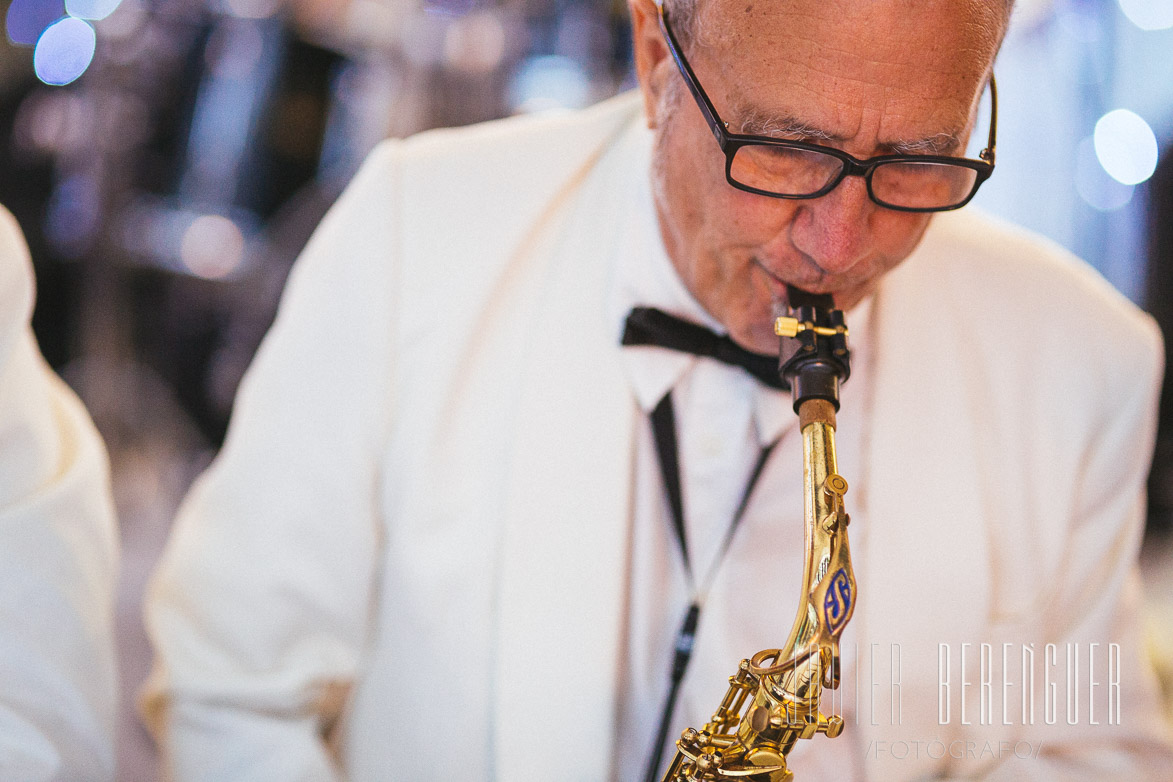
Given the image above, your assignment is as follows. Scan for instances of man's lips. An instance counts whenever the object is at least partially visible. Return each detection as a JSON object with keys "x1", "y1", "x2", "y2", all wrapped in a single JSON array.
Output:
[{"x1": 750, "y1": 258, "x2": 835, "y2": 303}]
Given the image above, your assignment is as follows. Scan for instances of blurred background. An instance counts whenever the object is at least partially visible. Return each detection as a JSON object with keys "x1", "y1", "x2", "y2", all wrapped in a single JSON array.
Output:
[{"x1": 0, "y1": 0, "x2": 1171, "y2": 776}]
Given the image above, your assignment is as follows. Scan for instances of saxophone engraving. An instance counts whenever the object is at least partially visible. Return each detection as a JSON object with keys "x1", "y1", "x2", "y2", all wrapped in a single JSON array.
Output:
[{"x1": 661, "y1": 288, "x2": 855, "y2": 782}]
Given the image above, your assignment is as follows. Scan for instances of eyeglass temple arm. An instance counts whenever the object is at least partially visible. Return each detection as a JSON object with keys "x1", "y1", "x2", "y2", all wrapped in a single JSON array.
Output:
[
  {"x1": 657, "y1": 5, "x2": 728, "y2": 147},
  {"x1": 981, "y1": 74, "x2": 997, "y2": 166}
]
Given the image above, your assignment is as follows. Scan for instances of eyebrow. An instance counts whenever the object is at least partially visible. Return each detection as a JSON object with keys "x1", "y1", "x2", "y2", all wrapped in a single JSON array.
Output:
[
  {"x1": 732, "y1": 102, "x2": 965, "y2": 157},
  {"x1": 889, "y1": 132, "x2": 964, "y2": 156},
  {"x1": 735, "y1": 107, "x2": 837, "y2": 141}
]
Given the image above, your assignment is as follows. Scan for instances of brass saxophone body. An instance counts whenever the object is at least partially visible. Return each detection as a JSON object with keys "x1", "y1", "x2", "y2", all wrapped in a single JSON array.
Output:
[{"x1": 662, "y1": 290, "x2": 856, "y2": 782}]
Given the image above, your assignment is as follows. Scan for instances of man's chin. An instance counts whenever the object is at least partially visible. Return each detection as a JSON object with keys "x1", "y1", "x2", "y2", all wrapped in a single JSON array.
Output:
[{"x1": 731, "y1": 322, "x2": 782, "y2": 357}]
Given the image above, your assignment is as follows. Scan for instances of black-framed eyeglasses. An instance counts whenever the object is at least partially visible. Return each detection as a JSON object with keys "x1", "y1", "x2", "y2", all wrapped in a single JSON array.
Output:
[{"x1": 657, "y1": 3, "x2": 997, "y2": 213}]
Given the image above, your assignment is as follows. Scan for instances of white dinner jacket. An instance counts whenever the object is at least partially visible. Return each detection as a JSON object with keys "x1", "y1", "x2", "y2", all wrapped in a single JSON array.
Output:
[
  {"x1": 145, "y1": 92, "x2": 1173, "y2": 781},
  {"x1": 0, "y1": 206, "x2": 118, "y2": 780}
]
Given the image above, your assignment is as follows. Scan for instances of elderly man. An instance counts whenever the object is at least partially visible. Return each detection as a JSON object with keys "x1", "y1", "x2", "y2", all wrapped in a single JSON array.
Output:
[
  {"x1": 0, "y1": 207, "x2": 118, "y2": 780},
  {"x1": 144, "y1": 0, "x2": 1173, "y2": 779}
]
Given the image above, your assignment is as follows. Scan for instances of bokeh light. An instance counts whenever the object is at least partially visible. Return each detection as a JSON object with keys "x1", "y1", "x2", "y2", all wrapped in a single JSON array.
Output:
[
  {"x1": 1093, "y1": 109, "x2": 1159, "y2": 186},
  {"x1": 443, "y1": 10, "x2": 507, "y2": 75},
  {"x1": 6, "y1": 0, "x2": 65, "y2": 45},
  {"x1": 13, "y1": 91, "x2": 94, "y2": 155},
  {"x1": 508, "y1": 55, "x2": 591, "y2": 114},
  {"x1": 33, "y1": 16, "x2": 96, "y2": 85},
  {"x1": 179, "y1": 215, "x2": 245, "y2": 280},
  {"x1": 1075, "y1": 136, "x2": 1135, "y2": 212},
  {"x1": 98, "y1": 0, "x2": 146, "y2": 41},
  {"x1": 64, "y1": 0, "x2": 121, "y2": 21},
  {"x1": 1117, "y1": 0, "x2": 1173, "y2": 31}
]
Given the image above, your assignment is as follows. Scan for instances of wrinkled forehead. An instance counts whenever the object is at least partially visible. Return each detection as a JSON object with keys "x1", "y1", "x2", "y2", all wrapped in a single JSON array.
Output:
[
  {"x1": 689, "y1": 0, "x2": 1008, "y2": 53},
  {"x1": 687, "y1": 0, "x2": 1004, "y2": 144}
]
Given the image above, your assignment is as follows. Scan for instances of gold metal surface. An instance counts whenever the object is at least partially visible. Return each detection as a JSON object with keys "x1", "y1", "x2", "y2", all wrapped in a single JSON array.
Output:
[
  {"x1": 660, "y1": 379, "x2": 857, "y2": 781},
  {"x1": 773, "y1": 317, "x2": 849, "y2": 339}
]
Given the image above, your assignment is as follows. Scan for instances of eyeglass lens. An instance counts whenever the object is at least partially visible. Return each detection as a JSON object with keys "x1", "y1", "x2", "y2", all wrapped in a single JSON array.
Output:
[
  {"x1": 730, "y1": 145, "x2": 980, "y2": 209},
  {"x1": 870, "y1": 161, "x2": 980, "y2": 209}
]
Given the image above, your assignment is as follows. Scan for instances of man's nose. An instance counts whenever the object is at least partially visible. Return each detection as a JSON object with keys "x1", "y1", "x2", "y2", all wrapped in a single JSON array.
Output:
[{"x1": 790, "y1": 175, "x2": 874, "y2": 275}]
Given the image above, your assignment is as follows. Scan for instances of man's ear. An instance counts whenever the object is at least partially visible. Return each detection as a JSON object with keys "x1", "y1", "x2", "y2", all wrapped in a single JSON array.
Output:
[{"x1": 629, "y1": 0, "x2": 671, "y2": 129}]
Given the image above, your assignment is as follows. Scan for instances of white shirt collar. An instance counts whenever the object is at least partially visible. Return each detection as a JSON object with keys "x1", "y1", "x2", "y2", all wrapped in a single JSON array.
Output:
[
  {"x1": 607, "y1": 123, "x2": 873, "y2": 447},
  {"x1": 607, "y1": 126, "x2": 720, "y2": 414}
]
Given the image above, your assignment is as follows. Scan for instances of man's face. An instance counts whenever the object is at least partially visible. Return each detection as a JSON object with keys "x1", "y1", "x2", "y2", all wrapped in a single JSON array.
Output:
[{"x1": 631, "y1": 0, "x2": 1002, "y2": 352}]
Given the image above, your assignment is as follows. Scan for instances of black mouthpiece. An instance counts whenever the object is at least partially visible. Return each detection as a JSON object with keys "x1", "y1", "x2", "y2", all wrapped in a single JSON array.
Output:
[
  {"x1": 785, "y1": 286, "x2": 835, "y2": 311},
  {"x1": 779, "y1": 285, "x2": 852, "y2": 412}
]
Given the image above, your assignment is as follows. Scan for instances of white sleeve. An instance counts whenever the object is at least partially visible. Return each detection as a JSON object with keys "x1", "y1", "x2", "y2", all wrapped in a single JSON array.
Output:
[
  {"x1": 0, "y1": 207, "x2": 118, "y2": 781},
  {"x1": 142, "y1": 141, "x2": 403, "y2": 782}
]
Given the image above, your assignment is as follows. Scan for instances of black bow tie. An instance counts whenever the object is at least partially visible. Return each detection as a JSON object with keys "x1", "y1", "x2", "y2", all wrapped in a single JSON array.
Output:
[{"x1": 622, "y1": 307, "x2": 789, "y2": 391}]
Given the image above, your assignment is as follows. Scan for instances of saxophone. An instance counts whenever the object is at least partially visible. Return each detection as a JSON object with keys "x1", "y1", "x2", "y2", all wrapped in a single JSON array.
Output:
[{"x1": 661, "y1": 288, "x2": 856, "y2": 782}]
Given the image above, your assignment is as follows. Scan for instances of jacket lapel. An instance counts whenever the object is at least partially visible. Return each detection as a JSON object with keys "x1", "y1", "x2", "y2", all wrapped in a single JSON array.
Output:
[{"x1": 493, "y1": 111, "x2": 642, "y2": 782}]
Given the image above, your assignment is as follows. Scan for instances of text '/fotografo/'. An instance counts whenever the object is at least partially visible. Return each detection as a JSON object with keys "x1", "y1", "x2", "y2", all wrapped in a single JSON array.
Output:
[{"x1": 863, "y1": 738, "x2": 1045, "y2": 761}]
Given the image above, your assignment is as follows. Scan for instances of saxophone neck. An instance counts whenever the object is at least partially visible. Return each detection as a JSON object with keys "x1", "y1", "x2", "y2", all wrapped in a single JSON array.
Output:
[
  {"x1": 769, "y1": 290, "x2": 857, "y2": 697},
  {"x1": 772, "y1": 397, "x2": 854, "y2": 688}
]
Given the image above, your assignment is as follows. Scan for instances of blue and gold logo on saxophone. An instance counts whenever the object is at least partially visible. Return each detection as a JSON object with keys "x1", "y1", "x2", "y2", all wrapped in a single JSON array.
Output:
[{"x1": 823, "y1": 567, "x2": 853, "y2": 635}]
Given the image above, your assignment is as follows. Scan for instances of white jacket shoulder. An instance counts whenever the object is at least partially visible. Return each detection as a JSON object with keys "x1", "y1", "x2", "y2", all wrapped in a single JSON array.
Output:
[
  {"x1": 310, "y1": 91, "x2": 644, "y2": 305},
  {"x1": 907, "y1": 208, "x2": 1161, "y2": 386},
  {"x1": 0, "y1": 204, "x2": 118, "y2": 781},
  {"x1": 0, "y1": 206, "x2": 35, "y2": 353}
]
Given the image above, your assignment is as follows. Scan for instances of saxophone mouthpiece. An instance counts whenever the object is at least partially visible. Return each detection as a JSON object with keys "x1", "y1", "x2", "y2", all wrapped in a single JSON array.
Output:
[
  {"x1": 784, "y1": 285, "x2": 834, "y2": 311},
  {"x1": 776, "y1": 287, "x2": 851, "y2": 413}
]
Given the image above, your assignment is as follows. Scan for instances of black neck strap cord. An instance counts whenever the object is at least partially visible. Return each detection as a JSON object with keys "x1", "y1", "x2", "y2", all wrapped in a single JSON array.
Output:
[{"x1": 642, "y1": 391, "x2": 777, "y2": 782}]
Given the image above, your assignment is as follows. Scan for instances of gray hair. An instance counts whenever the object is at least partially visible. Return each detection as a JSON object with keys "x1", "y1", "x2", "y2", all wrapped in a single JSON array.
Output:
[{"x1": 663, "y1": 0, "x2": 701, "y2": 47}]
